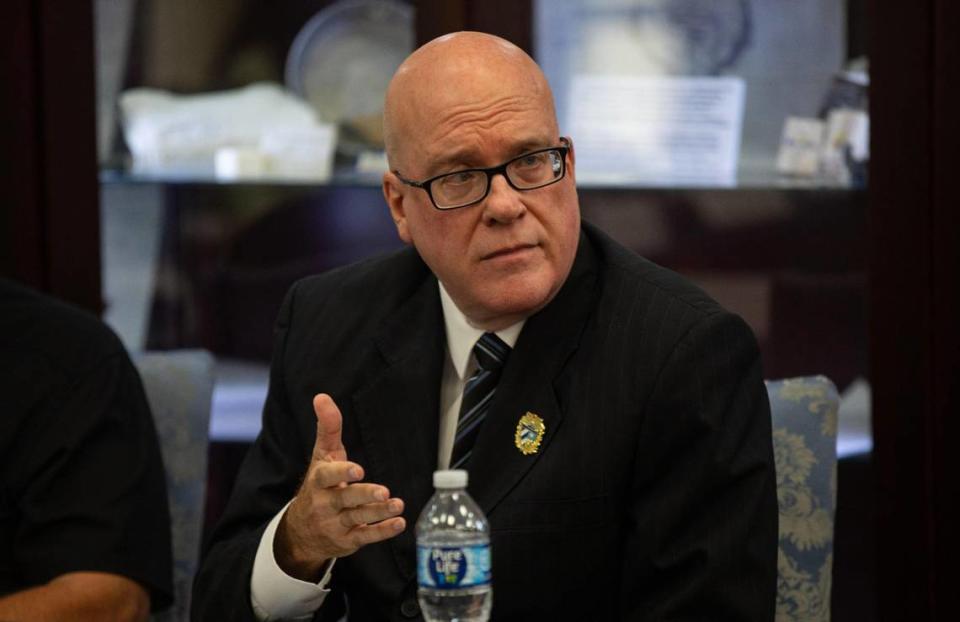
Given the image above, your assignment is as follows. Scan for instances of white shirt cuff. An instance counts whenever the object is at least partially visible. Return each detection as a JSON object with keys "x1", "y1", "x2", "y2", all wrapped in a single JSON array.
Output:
[{"x1": 250, "y1": 501, "x2": 336, "y2": 621}]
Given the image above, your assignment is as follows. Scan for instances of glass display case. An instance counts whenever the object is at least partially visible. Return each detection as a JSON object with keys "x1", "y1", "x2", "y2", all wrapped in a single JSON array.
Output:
[
  {"x1": 96, "y1": 0, "x2": 869, "y2": 443},
  {"x1": 95, "y1": 4, "x2": 871, "y2": 611}
]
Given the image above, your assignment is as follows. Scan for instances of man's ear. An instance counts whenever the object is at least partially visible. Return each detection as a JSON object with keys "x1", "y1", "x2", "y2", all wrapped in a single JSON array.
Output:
[
  {"x1": 382, "y1": 172, "x2": 412, "y2": 244},
  {"x1": 563, "y1": 136, "x2": 576, "y2": 183}
]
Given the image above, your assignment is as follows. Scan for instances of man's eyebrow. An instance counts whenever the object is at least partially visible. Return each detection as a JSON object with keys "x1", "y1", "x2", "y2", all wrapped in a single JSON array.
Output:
[
  {"x1": 428, "y1": 150, "x2": 480, "y2": 176},
  {"x1": 428, "y1": 140, "x2": 556, "y2": 176},
  {"x1": 511, "y1": 140, "x2": 551, "y2": 154}
]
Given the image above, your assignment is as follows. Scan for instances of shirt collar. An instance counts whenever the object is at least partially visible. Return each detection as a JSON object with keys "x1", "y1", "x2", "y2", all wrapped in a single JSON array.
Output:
[{"x1": 438, "y1": 281, "x2": 524, "y2": 381}]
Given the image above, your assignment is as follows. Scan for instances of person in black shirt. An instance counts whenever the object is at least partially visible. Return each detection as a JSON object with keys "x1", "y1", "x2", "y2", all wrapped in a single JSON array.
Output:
[{"x1": 0, "y1": 278, "x2": 173, "y2": 621}]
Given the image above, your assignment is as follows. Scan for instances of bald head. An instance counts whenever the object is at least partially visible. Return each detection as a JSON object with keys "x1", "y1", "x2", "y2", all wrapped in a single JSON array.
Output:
[
  {"x1": 379, "y1": 32, "x2": 579, "y2": 330},
  {"x1": 383, "y1": 32, "x2": 557, "y2": 171}
]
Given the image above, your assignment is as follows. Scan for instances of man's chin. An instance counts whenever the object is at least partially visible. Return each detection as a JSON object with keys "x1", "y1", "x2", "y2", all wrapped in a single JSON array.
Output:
[{"x1": 470, "y1": 285, "x2": 558, "y2": 329}]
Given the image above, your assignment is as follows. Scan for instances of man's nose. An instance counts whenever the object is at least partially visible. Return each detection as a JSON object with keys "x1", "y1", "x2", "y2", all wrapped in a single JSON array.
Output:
[{"x1": 482, "y1": 173, "x2": 526, "y2": 224}]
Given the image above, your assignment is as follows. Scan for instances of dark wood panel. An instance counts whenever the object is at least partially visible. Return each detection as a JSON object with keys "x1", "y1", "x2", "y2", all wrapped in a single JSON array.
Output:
[
  {"x1": 870, "y1": 0, "x2": 960, "y2": 618},
  {"x1": 414, "y1": 0, "x2": 465, "y2": 45},
  {"x1": 37, "y1": 1, "x2": 102, "y2": 312},
  {"x1": 870, "y1": 0, "x2": 934, "y2": 615},
  {"x1": 1, "y1": 0, "x2": 44, "y2": 286},
  {"x1": 0, "y1": 0, "x2": 101, "y2": 312},
  {"x1": 832, "y1": 454, "x2": 877, "y2": 622},
  {"x1": 415, "y1": 0, "x2": 532, "y2": 53},
  {"x1": 930, "y1": 0, "x2": 960, "y2": 609}
]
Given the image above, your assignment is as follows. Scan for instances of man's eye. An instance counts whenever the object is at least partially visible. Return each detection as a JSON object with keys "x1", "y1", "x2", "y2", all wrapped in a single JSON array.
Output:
[
  {"x1": 516, "y1": 153, "x2": 546, "y2": 168},
  {"x1": 442, "y1": 172, "x2": 478, "y2": 186}
]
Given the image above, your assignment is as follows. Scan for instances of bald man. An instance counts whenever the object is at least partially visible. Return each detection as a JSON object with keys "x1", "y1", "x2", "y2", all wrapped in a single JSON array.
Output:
[{"x1": 193, "y1": 33, "x2": 777, "y2": 621}]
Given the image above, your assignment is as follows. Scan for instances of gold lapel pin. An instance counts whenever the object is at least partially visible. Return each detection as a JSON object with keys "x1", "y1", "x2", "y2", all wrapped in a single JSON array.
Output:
[{"x1": 515, "y1": 412, "x2": 545, "y2": 455}]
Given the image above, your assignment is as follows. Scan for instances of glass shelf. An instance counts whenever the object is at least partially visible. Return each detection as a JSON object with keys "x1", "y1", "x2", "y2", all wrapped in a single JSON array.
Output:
[
  {"x1": 99, "y1": 168, "x2": 385, "y2": 188},
  {"x1": 101, "y1": 168, "x2": 863, "y2": 193}
]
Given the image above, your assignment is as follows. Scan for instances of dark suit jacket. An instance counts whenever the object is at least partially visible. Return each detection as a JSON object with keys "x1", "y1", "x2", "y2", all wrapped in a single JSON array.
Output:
[{"x1": 193, "y1": 222, "x2": 777, "y2": 621}]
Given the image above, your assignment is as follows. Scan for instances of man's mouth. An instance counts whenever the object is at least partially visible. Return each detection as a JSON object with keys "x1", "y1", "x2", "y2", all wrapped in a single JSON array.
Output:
[{"x1": 481, "y1": 243, "x2": 538, "y2": 261}]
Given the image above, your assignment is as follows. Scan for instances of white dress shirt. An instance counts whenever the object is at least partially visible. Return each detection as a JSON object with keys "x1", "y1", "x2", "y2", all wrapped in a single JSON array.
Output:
[{"x1": 250, "y1": 281, "x2": 523, "y2": 621}]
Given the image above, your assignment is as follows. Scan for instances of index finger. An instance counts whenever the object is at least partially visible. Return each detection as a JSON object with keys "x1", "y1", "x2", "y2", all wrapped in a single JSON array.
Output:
[{"x1": 312, "y1": 393, "x2": 347, "y2": 463}]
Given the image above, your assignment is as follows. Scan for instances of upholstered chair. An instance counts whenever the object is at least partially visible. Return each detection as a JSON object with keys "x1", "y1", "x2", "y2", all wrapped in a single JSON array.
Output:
[
  {"x1": 767, "y1": 376, "x2": 840, "y2": 622},
  {"x1": 134, "y1": 350, "x2": 215, "y2": 622}
]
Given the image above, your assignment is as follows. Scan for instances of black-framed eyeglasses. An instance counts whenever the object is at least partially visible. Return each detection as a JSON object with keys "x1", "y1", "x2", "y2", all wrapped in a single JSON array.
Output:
[{"x1": 393, "y1": 138, "x2": 570, "y2": 210}]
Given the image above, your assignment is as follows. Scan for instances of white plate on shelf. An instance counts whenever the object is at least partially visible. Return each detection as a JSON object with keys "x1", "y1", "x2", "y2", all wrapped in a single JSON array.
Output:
[{"x1": 285, "y1": 0, "x2": 413, "y2": 155}]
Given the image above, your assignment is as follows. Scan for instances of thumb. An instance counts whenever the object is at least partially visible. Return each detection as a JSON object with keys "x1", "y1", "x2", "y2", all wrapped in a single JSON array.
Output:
[{"x1": 312, "y1": 393, "x2": 347, "y2": 462}]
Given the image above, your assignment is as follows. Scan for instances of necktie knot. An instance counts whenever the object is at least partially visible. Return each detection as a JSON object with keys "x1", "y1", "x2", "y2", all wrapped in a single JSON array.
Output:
[{"x1": 473, "y1": 332, "x2": 510, "y2": 372}]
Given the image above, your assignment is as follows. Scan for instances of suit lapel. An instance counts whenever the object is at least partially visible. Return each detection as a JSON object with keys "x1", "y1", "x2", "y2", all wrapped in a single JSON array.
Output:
[
  {"x1": 352, "y1": 274, "x2": 445, "y2": 580},
  {"x1": 468, "y1": 232, "x2": 599, "y2": 515},
  {"x1": 349, "y1": 231, "x2": 599, "y2": 575}
]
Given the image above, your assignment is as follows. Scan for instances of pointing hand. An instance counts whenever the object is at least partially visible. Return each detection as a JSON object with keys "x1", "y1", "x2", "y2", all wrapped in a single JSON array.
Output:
[{"x1": 274, "y1": 394, "x2": 406, "y2": 581}]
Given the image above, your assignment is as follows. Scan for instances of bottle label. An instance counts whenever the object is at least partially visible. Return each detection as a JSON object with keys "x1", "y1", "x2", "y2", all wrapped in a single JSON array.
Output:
[{"x1": 417, "y1": 544, "x2": 491, "y2": 589}]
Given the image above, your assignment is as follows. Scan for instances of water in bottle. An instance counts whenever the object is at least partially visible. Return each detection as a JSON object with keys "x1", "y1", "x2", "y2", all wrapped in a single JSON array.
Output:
[{"x1": 416, "y1": 469, "x2": 492, "y2": 622}]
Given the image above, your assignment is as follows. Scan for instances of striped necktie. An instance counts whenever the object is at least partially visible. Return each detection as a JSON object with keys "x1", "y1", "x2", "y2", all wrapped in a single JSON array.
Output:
[{"x1": 450, "y1": 332, "x2": 510, "y2": 469}]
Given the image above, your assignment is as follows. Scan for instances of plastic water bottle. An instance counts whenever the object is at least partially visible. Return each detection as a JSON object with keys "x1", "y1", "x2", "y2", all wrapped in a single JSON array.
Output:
[{"x1": 416, "y1": 469, "x2": 492, "y2": 622}]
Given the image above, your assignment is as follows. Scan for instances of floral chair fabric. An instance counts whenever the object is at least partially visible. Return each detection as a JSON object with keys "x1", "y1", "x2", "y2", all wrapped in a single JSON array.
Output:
[
  {"x1": 767, "y1": 376, "x2": 840, "y2": 622},
  {"x1": 134, "y1": 350, "x2": 214, "y2": 622}
]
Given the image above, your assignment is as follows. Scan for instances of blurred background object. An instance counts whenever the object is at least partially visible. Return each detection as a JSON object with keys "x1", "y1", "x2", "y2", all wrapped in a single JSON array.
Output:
[
  {"x1": 536, "y1": 0, "x2": 846, "y2": 186},
  {"x1": 285, "y1": 0, "x2": 413, "y2": 161},
  {"x1": 119, "y1": 83, "x2": 336, "y2": 181},
  {"x1": 98, "y1": 0, "x2": 412, "y2": 178}
]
